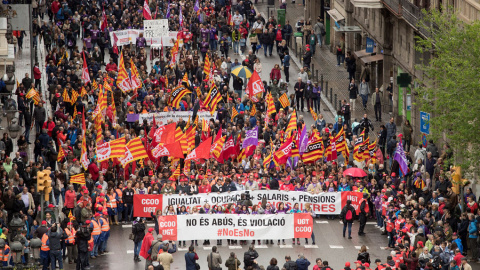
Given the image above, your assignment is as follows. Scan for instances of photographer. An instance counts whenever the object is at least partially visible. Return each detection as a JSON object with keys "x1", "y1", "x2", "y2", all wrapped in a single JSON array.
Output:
[{"x1": 238, "y1": 192, "x2": 253, "y2": 208}]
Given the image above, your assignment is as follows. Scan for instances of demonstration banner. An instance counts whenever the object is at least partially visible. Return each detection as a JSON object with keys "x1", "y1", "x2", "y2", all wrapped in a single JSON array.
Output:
[
  {"x1": 157, "y1": 213, "x2": 313, "y2": 241},
  {"x1": 110, "y1": 30, "x2": 181, "y2": 47},
  {"x1": 128, "y1": 111, "x2": 217, "y2": 125},
  {"x1": 133, "y1": 190, "x2": 364, "y2": 217}
]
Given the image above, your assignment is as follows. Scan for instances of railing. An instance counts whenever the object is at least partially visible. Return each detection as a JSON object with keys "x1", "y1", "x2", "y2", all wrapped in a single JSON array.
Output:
[
  {"x1": 382, "y1": 0, "x2": 402, "y2": 15},
  {"x1": 400, "y1": 0, "x2": 421, "y2": 28}
]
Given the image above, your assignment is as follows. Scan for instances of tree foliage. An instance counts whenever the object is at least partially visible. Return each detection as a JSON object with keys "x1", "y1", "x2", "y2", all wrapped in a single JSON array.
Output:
[{"x1": 415, "y1": 9, "x2": 480, "y2": 176}]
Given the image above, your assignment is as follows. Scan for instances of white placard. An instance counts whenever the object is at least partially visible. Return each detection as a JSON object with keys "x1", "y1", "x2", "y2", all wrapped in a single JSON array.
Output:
[{"x1": 143, "y1": 19, "x2": 169, "y2": 38}]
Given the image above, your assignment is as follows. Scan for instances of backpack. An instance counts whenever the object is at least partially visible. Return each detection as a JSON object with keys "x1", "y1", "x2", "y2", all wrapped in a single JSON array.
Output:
[
  {"x1": 345, "y1": 208, "x2": 353, "y2": 221},
  {"x1": 243, "y1": 251, "x2": 254, "y2": 265},
  {"x1": 431, "y1": 256, "x2": 442, "y2": 269}
]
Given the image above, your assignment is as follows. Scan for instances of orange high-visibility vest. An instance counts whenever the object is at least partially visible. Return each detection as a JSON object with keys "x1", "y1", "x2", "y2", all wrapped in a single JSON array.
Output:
[
  {"x1": 100, "y1": 217, "x2": 110, "y2": 232},
  {"x1": 360, "y1": 198, "x2": 370, "y2": 213},
  {"x1": 65, "y1": 228, "x2": 76, "y2": 245},
  {"x1": 41, "y1": 234, "x2": 50, "y2": 251},
  {"x1": 107, "y1": 194, "x2": 117, "y2": 208},
  {"x1": 115, "y1": 189, "x2": 123, "y2": 203},
  {"x1": 0, "y1": 245, "x2": 9, "y2": 261},
  {"x1": 91, "y1": 220, "x2": 101, "y2": 235}
]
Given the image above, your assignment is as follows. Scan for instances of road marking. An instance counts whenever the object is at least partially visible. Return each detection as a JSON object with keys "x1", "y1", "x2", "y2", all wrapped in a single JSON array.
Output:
[
  {"x1": 203, "y1": 247, "x2": 212, "y2": 250},
  {"x1": 380, "y1": 247, "x2": 389, "y2": 250},
  {"x1": 228, "y1": 246, "x2": 243, "y2": 249},
  {"x1": 329, "y1": 245, "x2": 344, "y2": 249},
  {"x1": 304, "y1": 245, "x2": 319, "y2": 248},
  {"x1": 178, "y1": 248, "x2": 188, "y2": 251},
  {"x1": 102, "y1": 252, "x2": 115, "y2": 255},
  {"x1": 122, "y1": 224, "x2": 154, "y2": 229},
  {"x1": 280, "y1": 244, "x2": 293, "y2": 248},
  {"x1": 366, "y1": 222, "x2": 377, "y2": 225},
  {"x1": 127, "y1": 250, "x2": 134, "y2": 254},
  {"x1": 255, "y1": 245, "x2": 268, "y2": 248},
  {"x1": 316, "y1": 221, "x2": 328, "y2": 224},
  {"x1": 355, "y1": 246, "x2": 369, "y2": 249}
]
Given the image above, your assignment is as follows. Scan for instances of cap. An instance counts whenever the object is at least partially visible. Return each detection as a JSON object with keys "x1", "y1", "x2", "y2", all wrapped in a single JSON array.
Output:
[
  {"x1": 48, "y1": 204, "x2": 54, "y2": 208},
  {"x1": 354, "y1": 261, "x2": 362, "y2": 264},
  {"x1": 81, "y1": 186, "x2": 87, "y2": 189},
  {"x1": 41, "y1": 220, "x2": 47, "y2": 225},
  {"x1": 381, "y1": 189, "x2": 386, "y2": 193},
  {"x1": 56, "y1": 93, "x2": 61, "y2": 98},
  {"x1": 83, "y1": 190, "x2": 89, "y2": 194},
  {"x1": 95, "y1": 213, "x2": 101, "y2": 217},
  {"x1": 100, "y1": 193, "x2": 105, "y2": 196},
  {"x1": 127, "y1": 102, "x2": 132, "y2": 106},
  {"x1": 391, "y1": 172, "x2": 396, "y2": 177},
  {"x1": 418, "y1": 241, "x2": 424, "y2": 247},
  {"x1": 73, "y1": 158, "x2": 78, "y2": 162},
  {"x1": 97, "y1": 206, "x2": 103, "y2": 211},
  {"x1": 67, "y1": 222, "x2": 73, "y2": 225},
  {"x1": 86, "y1": 220, "x2": 91, "y2": 224},
  {"x1": 19, "y1": 93, "x2": 24, "y2": 96},
  {"x1": 148, "y1": 228, "x2": 154, "y2": 232},
  {"x1": 277, "y1": 24, "x2": 281, "y2": 27},
  {"x1": 364, "y1": 263, "x2": 370, "y2": 267},
  {"x1": 383, "y1": 195, "x2": 388, "y2": 200},
  {"x1": 102, "y1": 211, "x2": 108, "y2": 215},
  {"x1": 345, "y1": 262, "x2": 351, "y2": 267}
]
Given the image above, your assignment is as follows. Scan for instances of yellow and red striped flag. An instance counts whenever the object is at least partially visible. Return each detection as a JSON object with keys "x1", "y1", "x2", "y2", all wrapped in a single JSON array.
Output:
[
  {"x1": 204, "y1": 85, "x2": 222, "y2": 115},
  {"x1": 91, "y1": 79, "x2": 98, "y2": 90},
  {"x1": 279, "y1": 93, "x2": 290, "y2": 108},
  {"x1": 26, "y1": 88, "x2": 41, "y2": 105},
  {"x1": 368, "y1": 139, "x2": 377, "y2": 163},
  {"x1": 119, "y1": 137, "x2": 149, "y2": 167},
  {"x1": 250, "y1": 104, "x2": 256, "y2": 116},
  {"x1": 310, "y1": 107, "x2": 318, "y2": 121},
  {"x1": 175, "y1": 127, "x2": 188, "y2": 154},
  {"x1": 266, "y1": 92, "x2": 276, "y2": 116},
  {"x1": 62, "y1": 89, "x2": 70, "y2": 103},
  {"x1": 80, "y1": 86, "x2": 87, "y2": 97},
  {"x1": 211, "y1": 136, "x2": 226, "y2": 160},
  {"x1": 80, "y1": 110, "x2": 90, "y2": 169},
  {"x1": 130, "y1": 58, "x2": 142, "y2": 89},
  {"x1": 96, "y1": 136, "x2": 126, "y2": 161},
  {"x1": 95, "y1": 114, "x2": 103, "y2": 146},
  {"x1": 193, "y1": 115, "x2": 199, "y2": 127},
  {"x1": 70, "y1": 90, "x2": 79, "y2": 105},
  {"x1": 170, "y1": 86, "x2": 191, "y2": 109},
  {"x1": 70, "y1": 173, "x2": 86, "y2": 185},
  {"x1": 203, "y1": 53, "x2": 211, "y2": 79},
  {"x1": 185, "y1": 126, "x2": 195, "y2": 151},
  {"x1": 285, "y1": 110, "x2": 297, "y2": 136},
  {"x1": 231, "y1": 107, "x2": 239, "y2": 122},
  {"x1": 302, "y1": 137, "x2": 324, "y2": 164},
  {"x1": 181, "y1": 72, "x2": 190, "y2": 87},
  {"x1": 172, "y1": 164, "x2": 181, "y2": 179},
  {"x1": 201, "y1": 119, "x2": 210, "y2": 133},
  {"x1": 57, "y1": 145, "x2": 65, "y2": 162},
  {"x1": 116, "y1": 51, "x2": 132, "y2": 93}
]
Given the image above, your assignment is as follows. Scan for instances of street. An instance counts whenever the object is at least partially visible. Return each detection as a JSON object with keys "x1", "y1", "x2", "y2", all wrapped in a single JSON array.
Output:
[{"x1": 64, "y1": 218, "x2": 390, "y2": 270}]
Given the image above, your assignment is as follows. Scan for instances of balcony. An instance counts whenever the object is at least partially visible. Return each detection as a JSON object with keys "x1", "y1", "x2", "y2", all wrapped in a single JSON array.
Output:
[{"x1": 382, "y1": 0, "x2": 431, "y2": 36}]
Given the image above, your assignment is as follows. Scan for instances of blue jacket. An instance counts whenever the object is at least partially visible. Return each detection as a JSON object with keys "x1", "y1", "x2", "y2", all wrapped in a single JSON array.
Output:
[
  {"x1": 453, "y1": 238, "x2": 463, "y2": 253},
  {"x1": 283, "y1": 55, "x2": 291, "y2": 67},
  {"x1": 295, "y1": 258, "x2": 311, "y2": 270},
  {"x1": 468, "y1": 220, "x2": 478, "y2": 238}
]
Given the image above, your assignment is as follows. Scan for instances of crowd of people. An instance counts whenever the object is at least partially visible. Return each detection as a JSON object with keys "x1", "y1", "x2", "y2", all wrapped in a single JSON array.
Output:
[{"x1": 0, "y1": 0, "x2": 478, "y2": 269}]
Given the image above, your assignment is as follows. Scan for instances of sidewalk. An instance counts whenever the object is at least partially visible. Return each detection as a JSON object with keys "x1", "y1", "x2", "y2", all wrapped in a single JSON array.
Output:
[{"x1": 255, "y1": 3, "x2": 392, "y2": 137}]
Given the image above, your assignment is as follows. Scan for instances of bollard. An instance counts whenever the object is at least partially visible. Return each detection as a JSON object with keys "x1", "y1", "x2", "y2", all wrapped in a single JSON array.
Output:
[
  {"x1": 334, "y1": 94, "x2": 337, "y2": 110},
  {"x1": 311, "y1": 64, "x2": 315, "y2": 78},
  {"x1": 325, "y1": 81, "x2": 329, "y2": 98},
  {"x1": 295, "y1": 42, "x2": 298, "y2": 58},
  {"x1": 316, "y1": 70, "x2": 319, "y2": 82},
  {"x1": 330, "y1": 88, "x2": 333, "y2": 104},
  {"x1": 339, "y1": 100, "x2": 342, "y2": 111}
]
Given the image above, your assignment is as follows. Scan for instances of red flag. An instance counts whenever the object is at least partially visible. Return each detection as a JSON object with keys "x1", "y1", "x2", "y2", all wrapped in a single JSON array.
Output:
[
  {"x1": 221, "y1": 135, "x2": 236, "y2": 161},
  {"x1": 100, "y1": 7, "x2": 108, "y2": 31},
  {"x1": 327, "y1": 136, "x2": 337, "y2": 162},
  {"x1": 112, "y1": 33, "x2": 119, "y2": 55},
  {"x1": 185, "y1": 137, "x2": 212, "y2": 161},
  {"x1": 81, "y1": 52, "x2": 91, "y2": 84},
  {"x1": 143, "y1": 0, "x2": 152, "y2": 20},
  {"x1": 153, "y1": 123, "x2": 176, "y2": 144},
  {"x1": 246, "y1": 70, "x2": 265, "y2": 99},
  {"x1": 148, "y1": 116, "x2": 157, "y2": 139},
  {"x1": 152, "y1": 142, "x2": 184, "y2": 159},
  {"x1": 274, "y1": 137, "x2": 293, "y2": 164}
]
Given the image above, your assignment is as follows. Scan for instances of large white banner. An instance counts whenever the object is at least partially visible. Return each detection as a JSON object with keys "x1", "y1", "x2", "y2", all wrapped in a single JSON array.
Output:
[
  {"x1": 157, "y1": 214, "x2": 313, "y2": 240},
  {"x1": 143, "y1": 19, "x2": 169, "y2": 38},
  {"x1": 110, "y1": 30, "x2": 180, "y2": 47},
  {"x1": 138, "y1": 111, "x2": 217, "y2": 125},
  {"x1": 162, "y1": 190, "x2": 342, "y2": 214}
]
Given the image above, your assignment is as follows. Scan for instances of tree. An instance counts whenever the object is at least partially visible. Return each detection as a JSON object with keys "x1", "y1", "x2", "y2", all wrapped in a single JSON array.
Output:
[{"x1": 415, "y1": 9, "x2": 480, "y2": 177}]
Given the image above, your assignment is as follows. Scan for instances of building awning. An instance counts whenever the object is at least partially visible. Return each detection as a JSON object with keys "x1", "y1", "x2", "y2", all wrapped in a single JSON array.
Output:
[
  {"x1": 333, "y1": 25, "x2": 362, "y2": 33},
  {"x1": 327, "y1": 9, "x2": 345, "y2": 22},
  {"x1": 351, "y1": 0, "x2": 383, "y2": 8},
  {"x1": 360, "y1": 54, "x2": 384, "y2": 64},
  {"x1": 354, "y1": 49, "x2": 371, "y2": 58}
]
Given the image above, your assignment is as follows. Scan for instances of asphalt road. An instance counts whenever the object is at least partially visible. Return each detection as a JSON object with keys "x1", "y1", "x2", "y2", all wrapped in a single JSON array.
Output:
[{"x1": 63, "y1": 217, "x2": 391, "y2": 270}]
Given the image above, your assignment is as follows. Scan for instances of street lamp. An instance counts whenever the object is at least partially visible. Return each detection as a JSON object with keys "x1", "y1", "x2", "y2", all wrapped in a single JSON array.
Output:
[
  {"x1": 8, "y1": 118, "x2": 20, "y2": 139},
  {"x1": 3, "y1": 65, "x2": 15, "y2": 93}
]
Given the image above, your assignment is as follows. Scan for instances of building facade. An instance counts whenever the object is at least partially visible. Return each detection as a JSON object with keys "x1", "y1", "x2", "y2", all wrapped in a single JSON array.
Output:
[{"x1": 324, "y1": 0, "x2": 479, "y2": 143}]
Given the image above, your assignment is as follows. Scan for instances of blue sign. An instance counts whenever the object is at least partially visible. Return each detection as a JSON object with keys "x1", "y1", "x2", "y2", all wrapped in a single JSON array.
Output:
[
  {"x1": 366, "y1": 37, "x2": 374, "y2": 53},
  {"x1": 420, "y1": 111, "x2": 430, "y2": 135}
]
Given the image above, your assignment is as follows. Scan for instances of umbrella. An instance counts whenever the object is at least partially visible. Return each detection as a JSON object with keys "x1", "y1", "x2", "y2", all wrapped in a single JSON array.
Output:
[
  {"x1": 231, "y1": 65, "x2": 253, "y2": 79},
  {"x1": 343, "y1": 167, "x2": 367, "y2": 178}
]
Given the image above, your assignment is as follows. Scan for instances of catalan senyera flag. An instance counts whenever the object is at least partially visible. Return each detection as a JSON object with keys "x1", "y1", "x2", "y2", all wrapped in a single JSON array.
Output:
[
  {"x1": 302, "y1": 137, "x2": 323, "y2": 164},
  {"x1": 335, "y1": 127, "x2": 347, "y2": 153},
  {"x1": 96, "y1": 136, "x2": 126, "y2": 162},
  {"x1": 62, "y1": 89, "x2": 70, "y2": 103},
  {"x1": 91, "y1": 79, "x2": 99, "y2": 90},
  {"x1": 175, "y1": 127, "x2": 188, "y2": 154},
  {"x1": 250, "y1": 104, "x2": 256, "y2": 116},
  {"x1": 95, "y1": 114, "x2": 103, "y2": 146},
  {"x1": 80, "y1": 110, "x2": 90, "y2": 169},
  {"x1": 201, "y1": 119, "x2": 210, "y2": 133},
  {"x1": 193, "y1": 115, "x2": 199, "y2": 127},
  {"x1": 80, "y1": 86, "x2": 88, "y2": 97},
  {"x1": 310, "y1": 107, "x2": 318, "y2": 121},
  {"x1": 368, "y1": 139, "x2": 377, "y2": 163},
  {"x1": 130, "y1": 58, "x2": 142, "y2": 89},
  {"x1": 285, "y1": 110, "x2": 297, "y2": 136},
  {"x1": 110, "y1": 91, "x2": 117, "y2": 127},
  {"x1": 231, "y1": 107, "x2": 239, "y2": 122},
  {"x1": 172, "y1": 164, "x2": 181, "y2": 179},
  {"x1": 170, "y1": 39, "x2": 180, "y2": 67},
  {"x1": 26, "y1": 88, "x2": 41, "y2": 105},
  {"x1": 211, "y1": 136, "x2": 226, "y2": 160},
  {"x1": 195, "y1": 86, "x2": 202, "y2": 98},
  {"x1": 70, "y1": 90, "x2": 79, "y2": 105},
  {"x1": 170, "y1": 86, "x2": 191, "y2": 108},
  {"x1": 103, "y1": 79, "x2": 112, "y2": 92},
  {"x1": 181, "y1": 72, "x2": 190, "y2": 87},
  {"x1": 119, "y1": 137, "x2": 149, "y2": 166},
  {"x1": 70, "y1": 173, "x2": 86, "y2": 185},
  {"x1": 266, "y1": 92, "x2": 276, "y2": 116},
  {"x1": 185, "y1": 126, "x2": 195, "y2": 151},
  {"x1": 116, "y1": 51, "x2": 133, "y2": 93},
  {"x1": 354, "y1": 130, "x2": 368, "y2": 162},
  {"x1": 363, "y1": 137, "x2": 370, "y2": 160},
  {"x1": 204, "y1": 85, "x2": 222, "y2": 115},
  {"x1": 279, "y1": 93, "x2": 290, "y2": 108},
  {"x1": 99, "y1": 86, "x2": 108, "y2": 118},
  {"x1": 57, "y1": 145, "x2": 65, "y2": 162},
  {"x1": 203, "y1": 53, "x2": 211, "y2": 79},
  {"x1": 183, "y1": 159, "x2": 191, "y2": 175}
]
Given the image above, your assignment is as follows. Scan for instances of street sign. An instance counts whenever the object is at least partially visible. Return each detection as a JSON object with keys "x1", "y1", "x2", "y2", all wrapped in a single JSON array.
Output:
[
  {"x1": 143, "y1": 19, "x2": 169, "y2": 38},
  {"x1": 366, "y1": 37, "x2": 374, "y2": 53},
  {"x1": 421, "y1": 133, "x2": 427, "y2": 148},
  {"x1": 397, "y1": 73, "x2": 412, "y2": 88},
  {"x1": 420, "y1": 111, "x2": 430, "y2": 135}
]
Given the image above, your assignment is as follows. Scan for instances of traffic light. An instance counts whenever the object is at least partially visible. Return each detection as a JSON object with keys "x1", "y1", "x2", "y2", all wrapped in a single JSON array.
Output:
[
  {"x1": 37, "y1": 170, "x2": 52, "y2": 201},
  {"x1": 451, "y1": 166, "x2": 469, "y2": 195}
]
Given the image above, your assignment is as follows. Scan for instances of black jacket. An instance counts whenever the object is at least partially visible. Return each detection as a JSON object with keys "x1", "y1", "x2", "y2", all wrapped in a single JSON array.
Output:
[
  {"x1": 283, "y1": 260, "x2": 297, "y2": 270},
  {"x1": 75, "y1": 225, "x2": 92, "y2": 253},
  {"x1": 132, "y1": 221, "x2": 146, "y2": 243},
  {"x1": 348, "y1": 83, "x2": 358, "y2": 99},
  {"x1": 340, "y1": 205, "x2": 357, "y2": 223}
]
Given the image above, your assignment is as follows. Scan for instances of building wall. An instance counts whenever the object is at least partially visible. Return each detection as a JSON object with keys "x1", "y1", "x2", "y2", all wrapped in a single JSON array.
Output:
[{"x1": 457, "y1": 0, "x2": 480, "y2": 22}]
